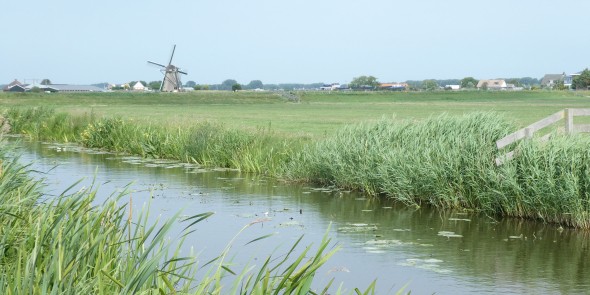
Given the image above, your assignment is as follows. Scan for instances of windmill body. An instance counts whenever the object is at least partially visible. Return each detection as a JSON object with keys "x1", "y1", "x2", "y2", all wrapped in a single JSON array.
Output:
[{"x1": 148, "y1": 45, "x2": 187, "y2": 92}]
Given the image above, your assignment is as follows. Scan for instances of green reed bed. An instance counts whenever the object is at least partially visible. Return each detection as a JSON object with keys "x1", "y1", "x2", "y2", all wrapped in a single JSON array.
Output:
[
  {"x1": 5, "y1": 107, "x2": 297, "y2": 175},
  {"x1": 285, "y1": 113, "x2": 590, "y2": 228},
  {"x1": 0, "y1": 143, "x2": 378, "y2": 294}
]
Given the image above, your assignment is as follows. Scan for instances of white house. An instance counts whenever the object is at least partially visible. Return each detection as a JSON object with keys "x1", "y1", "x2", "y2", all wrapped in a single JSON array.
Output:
[
  {"x1": 132, "y1": 81, "x2": 146, "y2": 91},
  {"x1": 477, "y1": 79, "x2": 507, "y2": 90},
  {"x1": 541, "y1": 74, "x2": 565, "y2": 88}
]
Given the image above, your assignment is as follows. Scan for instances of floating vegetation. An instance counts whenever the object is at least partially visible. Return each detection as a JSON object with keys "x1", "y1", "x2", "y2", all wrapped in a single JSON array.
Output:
[
  {"x1": 438, "y1": 231, "x2": 463, "y2": 238},
  {"x1": 338, "y1": 223, "x2": 378, "y2": 233},
  {"x1": 363, "y1": 239, "x2": 410, "y2": 252},
  {"x1": 277, "y1": 220, "x2": 304, "y2": 228},
  {"x1": 508, "y1": 234, "x2": 524, "y2": 240},
  {"x1": 393, "y1": 228, "x2": 411, "y2": 232},
  {"x1": 235, "y1": 213, "x2": 257, "y2": 218},
  {"x1": 361, "y1": 209, "x2": 373, "y2": 212},
  {"x1": 327, "y1": 266, "x2": 351, "y2": 274},
  {"x1": 398, "y1": 258, "x2": 452, "y2": 274},
  {"x1": 448, "y1": 218, "x2": 471, "y2": 222}
]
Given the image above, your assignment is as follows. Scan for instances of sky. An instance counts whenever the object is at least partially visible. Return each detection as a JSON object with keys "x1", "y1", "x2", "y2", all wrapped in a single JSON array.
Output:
[{"x1": 2, "y1": 0, "x2": 589, "y2": 85}]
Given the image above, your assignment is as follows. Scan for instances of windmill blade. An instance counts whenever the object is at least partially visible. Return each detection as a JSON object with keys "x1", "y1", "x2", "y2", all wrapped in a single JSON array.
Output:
[
  {"x1": 178, "y1": 70, "x2": 188, "y2": 75},
  {"x1": 147, "y1": 61, "x2": 166, "y2": 68},
  {"x1": 168, "y1": 44, "x2": 176, "y2": 66}
]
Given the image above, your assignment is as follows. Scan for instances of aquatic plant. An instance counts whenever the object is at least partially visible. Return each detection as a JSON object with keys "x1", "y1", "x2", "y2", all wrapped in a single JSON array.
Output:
[
  {"x1": 0, "y1": 143, "x2": 378, "y2": 294},
  {"x1": 5, "y1": 107, "x2": 296, "y2": 175},
  {"x1": 285, "y1": 113, "x2": 590, "y2": 228}
]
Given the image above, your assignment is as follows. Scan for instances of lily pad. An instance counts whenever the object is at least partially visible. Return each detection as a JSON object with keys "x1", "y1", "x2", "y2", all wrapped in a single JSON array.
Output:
[{"x1": 438, "y1": 231, "x2": 463, "y2": 238}]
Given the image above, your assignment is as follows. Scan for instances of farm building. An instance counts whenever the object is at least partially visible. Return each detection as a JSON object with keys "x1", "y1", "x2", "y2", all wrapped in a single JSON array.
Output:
[
  {"x1": 379, "y1": 82, "x2": 408, "y2": 91},
  {"x1": 29, "y1": 84, "x2": 106, "y2": 92},
  {"x1": 2, "y1": 79, "x2": 26, "y2": 92},
  {"x1": 445, "y1": 85, "x2": 461, "y2": 90},
  {"x1": 2, "y1": 79, "x2": 106, "y2": 93},
  {"x1": 476, "y1": 79, "x2": 507, "y2": 90},
  {"x1": 132, "y1": 81, "x2": 146, "y2": 91}
]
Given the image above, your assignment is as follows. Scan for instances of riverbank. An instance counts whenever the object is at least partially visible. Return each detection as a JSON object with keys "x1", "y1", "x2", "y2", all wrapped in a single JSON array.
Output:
[
  {"x1": 4, "y1": 103, "x2": 590, "y2": 229},
  {"x1": 0, "y1": 141, "x2": 366, "y2": 294}
]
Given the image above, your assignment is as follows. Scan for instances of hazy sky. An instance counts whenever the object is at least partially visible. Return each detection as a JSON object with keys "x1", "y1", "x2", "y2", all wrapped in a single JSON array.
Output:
[{"x1": 2, "y1": 0, "x2": 589, "y2": 85}]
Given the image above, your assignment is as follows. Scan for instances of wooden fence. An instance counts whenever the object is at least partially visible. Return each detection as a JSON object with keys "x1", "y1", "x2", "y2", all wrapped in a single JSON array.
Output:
[{"x1": 495, "y1": 108, "x2": 590, "y2": 166}]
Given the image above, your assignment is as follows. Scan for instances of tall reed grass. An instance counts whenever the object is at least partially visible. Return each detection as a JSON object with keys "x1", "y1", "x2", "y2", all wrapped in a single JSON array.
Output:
[
  {"x1": 0, "y1": 142, "x2": 378, "y2": 294},
  {"x1": 5, "y1": 107, "x2": 296, "y2": 175},
  {"x1": 284, "y1": 113, "x2": 590, "y2": 228}
]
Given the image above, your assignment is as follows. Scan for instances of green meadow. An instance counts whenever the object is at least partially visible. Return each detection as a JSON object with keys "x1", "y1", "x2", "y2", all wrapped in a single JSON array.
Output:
[
  {"x1": 3, "y1": 90, "x2": 590, "y2": 228},
  {"x1": 2, "y1": 90, "x2": 589, "y2": 137}
]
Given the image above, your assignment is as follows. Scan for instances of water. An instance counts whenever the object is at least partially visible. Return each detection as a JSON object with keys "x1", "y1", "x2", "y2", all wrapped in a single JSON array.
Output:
[{"x1": 13, "y1": 139, "x2": 590, "y2": 294}]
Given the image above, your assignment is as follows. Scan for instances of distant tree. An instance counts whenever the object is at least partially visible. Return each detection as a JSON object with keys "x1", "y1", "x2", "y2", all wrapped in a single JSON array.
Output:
[
  {"x1": 505, "y1": 78, "x2": 522, "y2": 87},
  {"x1": 221, "y1": 79, "x2": 238, "y2": 91},
  {"x1": 40, "y1": 79, "x2": 51, "y2": 85},
  {"x1": 148, "y1": 81, "x2": 162, "y2": 90},
  {"x1": 518, "y1": 77, "x2": 540, "y2": 88},
  {"x1": 554, "y1": 79, "x2": 566, "y2": 90},
  {"x1": 460, "y1": 77, "x2": 478, "y2": 89},
  {"x1": 349, "y1": 75, "x2": 379, "y2": 89},
  {"x1": 232, "y1": 83, "x2": 242, "y2": 91},
  {"x1": 247, "y1": 80, "x2": 263, "y2": 90},
  {"x1": 422, "y1": 79, "x2": 439, "y2": 91},
  {"x1": 480, "y1": 82, "x2": 489, "y2": 91},
  {"x1": 572, "y1": 68, "x2": 590, "y2": 90},
  {"x1": 30, "y1": 86, "x2": 42, "y2": 93},
  {"x1": 185, "y1": 81, "x2": 196, "y2": 88}
]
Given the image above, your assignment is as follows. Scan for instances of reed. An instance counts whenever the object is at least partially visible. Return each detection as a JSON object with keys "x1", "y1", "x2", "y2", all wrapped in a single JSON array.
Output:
[
  {"x1": 0, "y1": 143, "x2": 378, "y2": 294},
  {"x1": 5, "y1": 107, "x2": 297, "y2": 175},
  {"x1": 285, "y1": 113, "x2": 590, "y2": 228}
]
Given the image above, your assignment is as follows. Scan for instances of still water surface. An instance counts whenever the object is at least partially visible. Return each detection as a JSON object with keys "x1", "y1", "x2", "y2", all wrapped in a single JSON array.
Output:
[{"x1": 15, "y1": 140, "x2": 590, "y2": 294}]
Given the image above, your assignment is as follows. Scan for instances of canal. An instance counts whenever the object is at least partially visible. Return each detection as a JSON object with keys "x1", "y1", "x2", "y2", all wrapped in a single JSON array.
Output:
[{"x1": 15, "y1": 139, "x2": 590, "y2": 294}]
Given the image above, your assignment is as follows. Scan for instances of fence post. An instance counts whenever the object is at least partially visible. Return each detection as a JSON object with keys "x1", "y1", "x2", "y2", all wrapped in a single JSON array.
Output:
[
  {"x1": 525, "y1": 127, "x2": 534, "y2": 138},
  {"x1": 565, "y1": 108, "x2": 574, "y2": 133}
]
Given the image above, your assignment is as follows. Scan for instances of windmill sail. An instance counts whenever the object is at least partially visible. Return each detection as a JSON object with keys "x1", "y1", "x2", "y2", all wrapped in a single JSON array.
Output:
[{"x1": 148, "y1": 45, "x2": 187, "y2": 92}]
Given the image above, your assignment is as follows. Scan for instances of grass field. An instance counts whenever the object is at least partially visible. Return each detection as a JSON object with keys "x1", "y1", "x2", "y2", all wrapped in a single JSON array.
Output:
[{"x1": 2, "y1": 90, "x2": 590, "y2": 138}]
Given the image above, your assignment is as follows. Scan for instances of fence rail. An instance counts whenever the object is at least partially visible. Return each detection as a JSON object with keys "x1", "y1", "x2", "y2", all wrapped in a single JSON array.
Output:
[{"x1": 495, "y1": 108, "x2": 590, "y2": 166}]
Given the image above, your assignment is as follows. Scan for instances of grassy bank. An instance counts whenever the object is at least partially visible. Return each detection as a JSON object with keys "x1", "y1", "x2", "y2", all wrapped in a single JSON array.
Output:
[{"x1": 0, "y1": 142, "x2": 379, "y2": 294}]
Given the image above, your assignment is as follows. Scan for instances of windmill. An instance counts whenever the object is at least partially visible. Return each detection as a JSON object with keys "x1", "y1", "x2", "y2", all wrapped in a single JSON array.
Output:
[{"x1": 148, "y1": 45, "x2": 187, "y2": 92}]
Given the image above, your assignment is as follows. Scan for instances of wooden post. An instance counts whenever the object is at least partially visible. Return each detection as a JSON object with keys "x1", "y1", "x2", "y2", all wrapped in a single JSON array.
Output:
[
  {"x1": 565, "y1": 108, "x2": 574, "y2": 134},
  {"x1": 525, "y1": 127, "x2": 533, "y2": 138}
]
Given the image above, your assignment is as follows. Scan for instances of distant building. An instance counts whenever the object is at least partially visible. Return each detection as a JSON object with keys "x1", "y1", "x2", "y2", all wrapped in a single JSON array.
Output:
[
  {"x1": 320, "y1": 83, "x2": 341, "y2": 90},
  {"x1": 541, "y1": 74, "x2": 565, "y2": 88},
  {"x1": 27, "y1": 84, "x2": 106, "y2": 93},
  {"x1": 564, "y1": 70, "x2": 584, "y2": 88},
  {"x1": 445, "y1": 85, "x2": 461, "y2": 90},
  {"x1": 132, "y1": 81, "x2": 146, "y2": 91},
  {"x1": 476, "y1": 79, "x2": 507, "y2": 90},
  {"x1": 2, "y1": 79, "x2": 26, "y2": 92},
  {"x1": 379, "y1": 82, "x2": 408, "y2": 91}
]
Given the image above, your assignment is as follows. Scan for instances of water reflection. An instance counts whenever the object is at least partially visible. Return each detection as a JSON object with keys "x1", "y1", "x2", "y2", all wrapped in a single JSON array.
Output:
[{"x1": 13, "y1": 139, "x2": 590, "y2": 294}]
